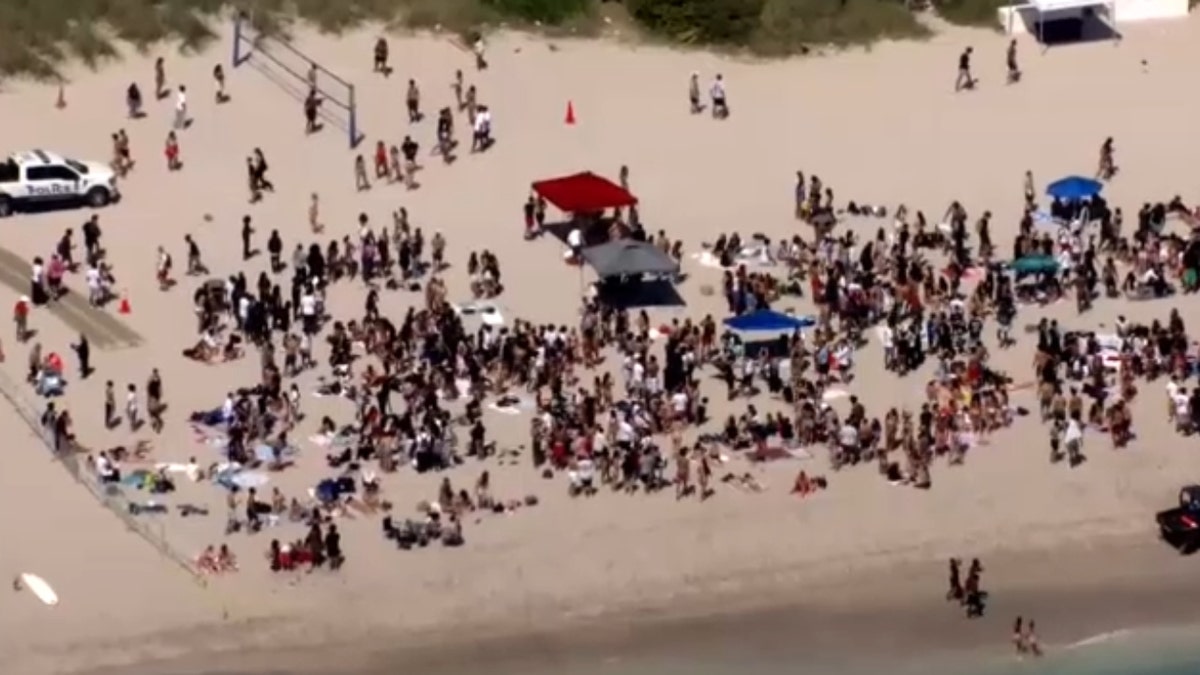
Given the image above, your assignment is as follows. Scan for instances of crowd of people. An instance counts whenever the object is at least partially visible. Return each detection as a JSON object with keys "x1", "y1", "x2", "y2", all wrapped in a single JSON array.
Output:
[{"x1": 9, "y1": 27, "x2": 1196, "y2": 611}]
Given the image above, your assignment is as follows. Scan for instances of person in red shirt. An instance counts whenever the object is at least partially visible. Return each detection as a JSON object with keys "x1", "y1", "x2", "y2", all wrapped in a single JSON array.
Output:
[{"x1": 13, "y1": 296, "x2": 29, "y2": 343}]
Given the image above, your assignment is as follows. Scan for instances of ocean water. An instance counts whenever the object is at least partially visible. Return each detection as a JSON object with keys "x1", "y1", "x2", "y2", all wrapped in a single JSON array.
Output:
[{"x1": 460, "y1": 625, "x2": 1200, "y2": 675}]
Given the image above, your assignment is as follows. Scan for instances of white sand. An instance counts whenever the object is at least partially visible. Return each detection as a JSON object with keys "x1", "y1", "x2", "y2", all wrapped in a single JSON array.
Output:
[{"x1": 1, "y1": 14, "x2": 1200, "y2": 674}]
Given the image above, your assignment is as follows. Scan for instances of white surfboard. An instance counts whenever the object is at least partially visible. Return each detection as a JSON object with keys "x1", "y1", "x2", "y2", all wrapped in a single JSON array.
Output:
[{"x1": 17, "y1": 573, "x2": 59, "y2": 606}]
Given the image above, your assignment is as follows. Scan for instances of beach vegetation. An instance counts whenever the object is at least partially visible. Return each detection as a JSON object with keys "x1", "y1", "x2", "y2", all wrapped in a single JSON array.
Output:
[
  {"x1": 0, "y1": 0, "x2": 982, "y2": 82},
  {"x1": 933, "y1": 0, "x2": 1007, "y2": 28}
]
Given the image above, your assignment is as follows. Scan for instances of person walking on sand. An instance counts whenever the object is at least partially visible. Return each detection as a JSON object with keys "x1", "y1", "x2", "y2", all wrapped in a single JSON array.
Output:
[
  {"x1": 1006, "y1": 40, "x2": 1021, "y2": 84},
  {"x1": 309, "y1": 192, "x2": 324, "y2": 234},
  {"x1": 213, "y1": 64, "x2": 228, "y2": 103},
  {"x1": 955, "y1": 47, "x2": 974, "y2": 91},
  {"x1": 1098, "y1": 137, "x2": 1117, "y2": 180},
  {"x1": 946, "y1": 557, "x2": 964, "y2": 602},
  {"x1": 246, "y1": 157, "x2": 261, "y2": 203},
  {"x1": 1012, "y1": 616, "x2": 1026, "y2": 654},
  {"x1": 185, "y1": 234, "x2": 207, "y2": 276},
  {"x1": 452, "y1": 69, "x2": 465, "y2": 110},
  {"x1": 173, "y1": 85, "x2": 189, "y2": 130}
]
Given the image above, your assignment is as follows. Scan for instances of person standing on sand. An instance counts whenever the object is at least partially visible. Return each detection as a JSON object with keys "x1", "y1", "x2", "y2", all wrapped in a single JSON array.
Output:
[
  {"x1": 154, "y1": 56, "x2": 167, "y2": 99},
  {"x1": 373, "y1": 37, "x2": 389, "y2": 75},
  {"x1": 104, "y1": 380, "x2": 116, "y2": 428},
  {"x1": 710, "y1": 74, "x2": 728, "y2": 119},
  {"x1": 1012, "y1": 616, "x2": 1026, "y2": 653},
  {"x1": 304, "y1": 88, "x2": 322, "y2": 135},
  {"x1": 355, "y1": 154, "x2": 370, "y2": 191},
  {"x1": 147, "y1": 368, "x2": 164, "y2": 434},
  {"x1": 1023, "y1": 620, "x2": 1042, "y2": 656},
  {"x1": 1006, "y1": 40, "x2": 1020, "y2": 84},
  {"x1": 1098, "y1": 137, "x2": 1117, "y2": 179},
  {"x1": 125, "y1": 382, "x2": 140, "y2": 430},
  {"x1": 406, "y1": 79, "x2": 422, "y2": 123},
  {"x1": 955, "y1": 47, "x2": 974, "y2": 91},
  {"x1": 241, "y1": 215, "x2": 255, "y2": 261},
  {"x1": 309, "y1": 192, "x2": 323, "y2": 234},
  {"x1": 688, "y1": 72, "x2": 701, "y2": 114},
  {"x1": 13, "y1": 295, "x2": 29, "y2": 343},
  {"x1": 452, "y1": 69, "x2": 464, "y2": 109}
]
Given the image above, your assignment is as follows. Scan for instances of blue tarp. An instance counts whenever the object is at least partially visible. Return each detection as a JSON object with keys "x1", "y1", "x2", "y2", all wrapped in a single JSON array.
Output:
[
  {"x1": 723, "y1": 310, "x2": 815, "y2": 332},
  {"x1": 1046, "y1": 176, "x2": 1102, "y2": 201}
]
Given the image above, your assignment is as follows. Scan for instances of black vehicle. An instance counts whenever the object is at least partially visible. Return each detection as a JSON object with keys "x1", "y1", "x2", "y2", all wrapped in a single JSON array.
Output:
[{"x1": 1156, "y1": 485, "x2": 1200, "y2": 554}]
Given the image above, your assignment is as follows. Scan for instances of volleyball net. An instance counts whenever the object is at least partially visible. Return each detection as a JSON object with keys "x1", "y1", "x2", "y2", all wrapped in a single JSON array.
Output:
[{"x1": 231, "y1": 13, "x2": 364, "y2": 149}]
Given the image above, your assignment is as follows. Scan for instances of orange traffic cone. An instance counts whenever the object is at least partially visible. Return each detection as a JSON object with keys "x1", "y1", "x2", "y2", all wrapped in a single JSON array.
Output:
[
  {"x1": 55, "y1": 85, "x2": 66, "y2": 110},
  {"x1": 565, "y1": 100, "x2": 576, "y2": 126},
  {"x1": 118, "y1": 292, "x2": 131, "y2": 315}
]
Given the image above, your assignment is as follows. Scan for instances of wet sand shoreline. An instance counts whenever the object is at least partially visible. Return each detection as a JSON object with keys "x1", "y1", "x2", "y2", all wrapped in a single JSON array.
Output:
[{"x1": 80, "y1": 534, "x2": 1200, "y2": 675}]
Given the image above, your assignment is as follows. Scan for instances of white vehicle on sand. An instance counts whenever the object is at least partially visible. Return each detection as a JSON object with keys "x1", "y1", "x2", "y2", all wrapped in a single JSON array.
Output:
[{"x1": 0, "y1": 149, "x2": 120, "y2": 218}]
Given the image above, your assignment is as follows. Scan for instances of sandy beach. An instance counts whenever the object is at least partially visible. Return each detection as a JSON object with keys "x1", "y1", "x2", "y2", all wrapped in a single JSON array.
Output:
[{"x1": 2, "y1": 11, "x2": 1200, "y2": 675}]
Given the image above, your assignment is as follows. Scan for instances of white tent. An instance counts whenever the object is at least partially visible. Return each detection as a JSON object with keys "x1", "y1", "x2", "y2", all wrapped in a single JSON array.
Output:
[{"x1": 1005, "y1": 0, "x2": 1118, "y2": 43}]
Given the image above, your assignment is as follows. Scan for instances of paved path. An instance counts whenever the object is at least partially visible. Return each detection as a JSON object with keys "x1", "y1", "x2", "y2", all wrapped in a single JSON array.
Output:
[{"x1": 0, "y1": 246, "x2": 143, "y2": 350}]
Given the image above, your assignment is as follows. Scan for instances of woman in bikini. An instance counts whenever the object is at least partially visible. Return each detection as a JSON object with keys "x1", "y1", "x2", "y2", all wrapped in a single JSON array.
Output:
[{"x1": 164, "y1": 131, "x2": 181, "y2": 171}]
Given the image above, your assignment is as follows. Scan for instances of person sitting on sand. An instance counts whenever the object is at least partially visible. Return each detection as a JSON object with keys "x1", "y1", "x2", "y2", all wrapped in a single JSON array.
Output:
[
  {"x1": 197, "y1": 545, "x2": 219, "y2": 574},
  {"x1": 216, "y1": 544, "x2": 238, "y2": 572}
]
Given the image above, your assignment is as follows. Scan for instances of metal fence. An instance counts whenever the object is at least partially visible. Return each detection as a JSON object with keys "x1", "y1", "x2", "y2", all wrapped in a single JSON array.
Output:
[{"x1": 0, "y1": 369, "x2": 207, "y2": 586}]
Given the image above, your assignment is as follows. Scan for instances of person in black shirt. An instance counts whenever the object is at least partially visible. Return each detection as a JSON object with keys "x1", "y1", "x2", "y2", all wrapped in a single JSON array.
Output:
[
  {"x1": 325, "y1": 524, "x2": 344, "y2": 570},
  {"x1": 304, "y1": 88, "x2": 322, "y2": 134},
  {"x1": 82, "y1": 215, "x2": 102, "y2": 265},
  {"x1": 401, "y1": 135, "x2": 419, "y2": 189},
  {"x1": 956, "y1": 47, "x2": 974, "y2": 91},
  {"x1": 1006, "y1": 39, "x2": 1020, "y2": 84},
  {"x1": 241, "y1": 215, "x2": 255, "y2": 260}
]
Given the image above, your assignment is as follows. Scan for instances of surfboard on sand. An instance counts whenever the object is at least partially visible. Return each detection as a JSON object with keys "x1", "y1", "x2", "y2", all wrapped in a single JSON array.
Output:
[{"x1": 15, "y1": 573, "x2": 58, "y2": 606}]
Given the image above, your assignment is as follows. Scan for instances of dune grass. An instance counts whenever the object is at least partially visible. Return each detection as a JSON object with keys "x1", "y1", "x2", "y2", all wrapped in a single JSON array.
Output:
[
  {"x1": 0, "y1": 0, "x2": 606, "y2": 82},
  {"x1": 0, "y1": 0, "x2": 960, "y2": 83}
]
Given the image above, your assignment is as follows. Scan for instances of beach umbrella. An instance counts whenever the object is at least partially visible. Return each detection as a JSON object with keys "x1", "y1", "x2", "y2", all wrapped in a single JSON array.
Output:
[
  {"x1": 1009, "y1": 255, "x2": 1060, "y2": 275},
  {"x1": 1045, "y1": 175, "x2": 1103, "y2": 201}
]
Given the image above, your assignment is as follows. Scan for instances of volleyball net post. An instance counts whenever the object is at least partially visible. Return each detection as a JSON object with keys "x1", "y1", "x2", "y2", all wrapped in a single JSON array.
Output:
[{"x1": 231, "y1": 12, "x2": 363, "y2": 149}]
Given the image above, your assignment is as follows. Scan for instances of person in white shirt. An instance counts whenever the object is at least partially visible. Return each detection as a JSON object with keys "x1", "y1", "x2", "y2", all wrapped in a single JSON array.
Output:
[
  {"x1": 709, "y1": 74, "x2": 728, "y2": 118},
  {"x1": 86, "y1": 264, "x2": 103, "y2": 306},
  {"x1": 125, "y1": 383, "x2": 140, "y2": 429},
  {"x1": 174, "y1": 85, "x2": 188, "y2": 130},
  {"x1": 566, "y1": 226, "x2": 583, "y2": 261},
  {"x1": 1064, "y1": 414, "x2": 1084, "y2": 464}
]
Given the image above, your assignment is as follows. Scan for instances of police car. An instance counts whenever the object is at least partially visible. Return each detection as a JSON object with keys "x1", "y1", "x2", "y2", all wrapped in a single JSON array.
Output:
[{"x1": 0, "y1": 149, "x2": 120, "y2": 218}]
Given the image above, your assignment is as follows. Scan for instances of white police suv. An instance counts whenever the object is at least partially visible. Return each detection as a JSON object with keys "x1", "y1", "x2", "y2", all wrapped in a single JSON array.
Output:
[{"x1": 0, "y1": 149, "x2": 120, "y2": 218}]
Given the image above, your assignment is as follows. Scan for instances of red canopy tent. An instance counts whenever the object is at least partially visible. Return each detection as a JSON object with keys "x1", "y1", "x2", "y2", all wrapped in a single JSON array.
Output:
[{"x1": 531, "y1": 172, "x2": 637, "y2": 213}]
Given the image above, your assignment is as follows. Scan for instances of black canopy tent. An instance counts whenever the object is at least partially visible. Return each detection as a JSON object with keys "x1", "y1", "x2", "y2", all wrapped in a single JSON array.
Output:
[
  {"x1": 581, "y1": 240, "x2": 679, "y2": 278},
  {"x1": 579, "y1": 240, "x2": 684, "y2": 308}
]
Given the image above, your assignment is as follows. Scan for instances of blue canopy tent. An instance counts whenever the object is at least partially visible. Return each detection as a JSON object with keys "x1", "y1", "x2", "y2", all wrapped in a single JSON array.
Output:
[
  {"x1": 724, "y1": 310, "x2": 815, "y2": 333},
  {"x1": 724, "y1": 310, "x2": 815, "y2": 359},
  {"x1": 1046, "y1": 175, "x2": 1103, "y2": 201}
]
